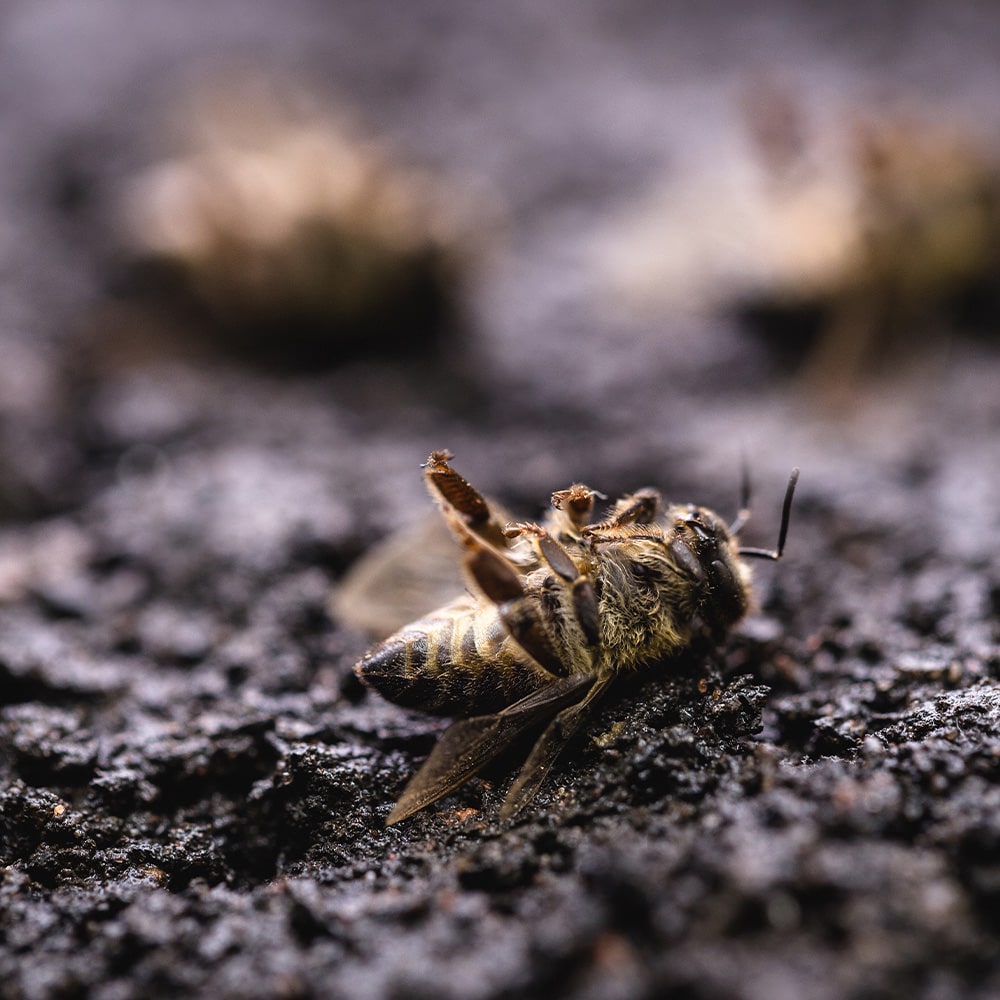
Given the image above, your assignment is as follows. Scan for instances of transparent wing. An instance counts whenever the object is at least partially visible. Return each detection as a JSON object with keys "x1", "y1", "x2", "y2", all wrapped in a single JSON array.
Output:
[
  {"x1": 386, "y1": 673, "x2": 595, "y2": 825},
  {"x1": 500, "y1": 675, "x2": 615, "y2": 823}
]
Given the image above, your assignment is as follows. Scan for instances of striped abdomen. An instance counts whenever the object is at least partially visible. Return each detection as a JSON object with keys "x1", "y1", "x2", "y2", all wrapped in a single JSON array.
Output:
[{"x1": 355, "y1": 595, "x2": 556, "y2": 716}]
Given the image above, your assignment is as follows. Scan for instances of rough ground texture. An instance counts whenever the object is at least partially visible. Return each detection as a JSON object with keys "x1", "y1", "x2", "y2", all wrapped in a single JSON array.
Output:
[{"x1": 3, "y1": 3, "x2": 1000, "y2": 999}]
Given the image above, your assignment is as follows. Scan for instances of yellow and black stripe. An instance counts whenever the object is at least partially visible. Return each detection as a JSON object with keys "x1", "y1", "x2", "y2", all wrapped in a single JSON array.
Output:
[{"x1": 355, "y1": 597, "x2": 557, "y2": 715}]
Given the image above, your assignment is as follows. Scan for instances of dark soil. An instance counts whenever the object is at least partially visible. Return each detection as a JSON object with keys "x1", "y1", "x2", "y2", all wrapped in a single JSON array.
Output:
[{"x1": 3, "y1": 3, "x2": 1000, "y2": 998}]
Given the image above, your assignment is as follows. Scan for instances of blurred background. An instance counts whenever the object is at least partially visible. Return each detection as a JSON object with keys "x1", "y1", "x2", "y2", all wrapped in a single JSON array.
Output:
[{"x1": 3, "y1": 0, "x2": 1000, "y2": 527}]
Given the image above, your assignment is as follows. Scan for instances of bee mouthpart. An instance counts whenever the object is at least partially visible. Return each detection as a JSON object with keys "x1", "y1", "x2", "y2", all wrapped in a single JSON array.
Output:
[
  {"x1": 682, "y1": 517, "x2": 711, "y2": 541},
  {"x1": 668, "y1": 538, "x2": 705, "y2": 582}
]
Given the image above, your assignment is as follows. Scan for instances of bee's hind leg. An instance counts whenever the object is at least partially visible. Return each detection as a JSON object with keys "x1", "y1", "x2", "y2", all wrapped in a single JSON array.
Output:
[{"x1": 423, "y1": 450, "x2": 510, "y2": 551}]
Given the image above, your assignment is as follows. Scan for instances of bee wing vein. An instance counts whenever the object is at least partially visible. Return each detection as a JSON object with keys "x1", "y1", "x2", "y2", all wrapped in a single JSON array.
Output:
[
  {"x1": 500, "y1": 674, "x2": 614, "y2": 822},
  {"x1": 386, "y1": 673, "x2": 594, "y2": 824}
]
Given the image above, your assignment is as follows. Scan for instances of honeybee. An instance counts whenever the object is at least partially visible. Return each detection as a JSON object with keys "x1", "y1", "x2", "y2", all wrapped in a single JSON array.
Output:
[{"x1": 355, "y1": 451, "x2": 798, "y2": 825}]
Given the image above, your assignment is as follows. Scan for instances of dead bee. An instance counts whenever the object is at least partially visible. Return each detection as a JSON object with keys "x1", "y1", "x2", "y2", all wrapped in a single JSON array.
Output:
[{"x1": 355, "y1": 451, "x2": 798, "y2": 825}]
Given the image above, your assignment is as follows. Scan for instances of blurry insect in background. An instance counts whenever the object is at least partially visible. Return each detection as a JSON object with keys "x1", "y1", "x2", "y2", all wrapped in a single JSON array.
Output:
[
  {"x1": 354, "y1": 451, "x2": 799, "y2": 824},
  {"x1": 598, "y1": 84, "x2": 1000, "y2": 404},
  {"x1": 118, "y1": 73, "x2": 483, "y2": 369}
]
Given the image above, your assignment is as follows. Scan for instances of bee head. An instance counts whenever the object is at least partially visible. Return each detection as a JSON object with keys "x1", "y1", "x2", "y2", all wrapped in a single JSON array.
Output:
[
  {"x1": 585, "y1": 468, "x2": 798, "y2": 654},
  {"x1": 666, "y1": 462, "x2": 799, "y2": 638},
  {"x1": 667, "y1": 506, "x2": 751, "y2": 638}
]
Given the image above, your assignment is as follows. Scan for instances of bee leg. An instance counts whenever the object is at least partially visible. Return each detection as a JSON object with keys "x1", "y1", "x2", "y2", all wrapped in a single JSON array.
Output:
[
  {"x1": 504, "y1": 524, "x2": 601, "y2": 651},
  {"x1": 436, "y1": 497, "x2": 581, "y2": 679},
  {"x1": 550, "y1": 483, "x2": 602, "y2": 531},
  {"x1": 422, "y1": 450, "x2": 509, "y2": 551},
  {"x1": 458, "y1": 532, "x2": 570, "y2": 678},
  {"x1": 589, "y1": 487, "x2": 663, "y2": 529},
  {"x1": 500, "y1": 673, "x2": 615, "y2": 823}
]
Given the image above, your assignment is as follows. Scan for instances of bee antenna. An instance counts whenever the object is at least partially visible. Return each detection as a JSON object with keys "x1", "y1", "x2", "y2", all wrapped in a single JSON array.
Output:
[
  {"x1": 728, "y1": 457, "x2": 752, "y2": 535},
  {"x1": 738, "y1": 468, "x2": 799, "y2": 561}
]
